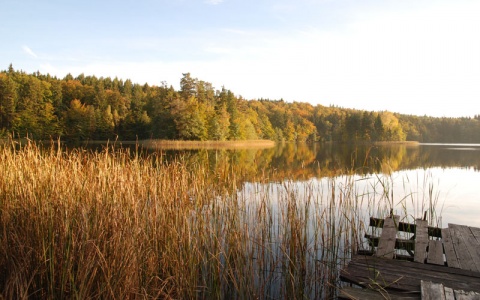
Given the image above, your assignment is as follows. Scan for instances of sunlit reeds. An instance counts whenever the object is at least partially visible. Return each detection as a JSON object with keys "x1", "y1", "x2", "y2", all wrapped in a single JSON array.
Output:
[{"x1": 141, "y1": 139, "x2": 276, "y2": 150}]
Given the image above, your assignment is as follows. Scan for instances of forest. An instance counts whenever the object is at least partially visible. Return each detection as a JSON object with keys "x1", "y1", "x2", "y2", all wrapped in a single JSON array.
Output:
[{"x1": 1, "y1": 65, "x2": 480, "y2": 143}]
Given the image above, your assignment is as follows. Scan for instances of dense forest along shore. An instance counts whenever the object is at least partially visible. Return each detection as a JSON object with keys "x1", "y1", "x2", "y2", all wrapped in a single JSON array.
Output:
[{"x1": 1, "y1": 66, "x2": 480, "y2": 143}]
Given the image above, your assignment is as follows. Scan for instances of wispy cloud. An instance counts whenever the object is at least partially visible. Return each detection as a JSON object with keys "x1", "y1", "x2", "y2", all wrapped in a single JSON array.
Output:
[
  {"x1": 22, "y1": 45, "x2": 38, "y2": 58},
  {"x1": 205, "y1": 0, "x2": 224, "y2": 5}
]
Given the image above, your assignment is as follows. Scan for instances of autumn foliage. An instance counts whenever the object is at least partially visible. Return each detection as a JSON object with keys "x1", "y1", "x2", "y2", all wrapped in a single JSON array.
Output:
[{"x1": 1, "y1": 66, "x2": 480, "y2": 142}]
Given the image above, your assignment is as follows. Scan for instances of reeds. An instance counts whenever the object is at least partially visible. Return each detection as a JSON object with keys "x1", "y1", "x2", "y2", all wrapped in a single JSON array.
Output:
[
  {"x1": 0, "y1": 140, "x2": 439, "y2": 299},
  {"x1": 141, "y1": 139, "x2": 276, "y2": 150}
]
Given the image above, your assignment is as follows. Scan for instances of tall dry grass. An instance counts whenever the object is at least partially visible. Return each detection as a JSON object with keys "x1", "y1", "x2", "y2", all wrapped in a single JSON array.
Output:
[
  {"x1": 141, "y1": 139, "x2": 276, "y2": 150},
  {"x1": 0, "y1": 140, "x2": 433, "y2": 299}
]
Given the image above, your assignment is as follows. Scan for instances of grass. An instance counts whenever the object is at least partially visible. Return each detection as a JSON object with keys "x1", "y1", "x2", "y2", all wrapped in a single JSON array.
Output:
[
  {"x1": 140, "y1": 139, "x2": 276, "y2": 150},
  {"x1": 0, "y1": 140, "x2": 440, "y2": 299}
]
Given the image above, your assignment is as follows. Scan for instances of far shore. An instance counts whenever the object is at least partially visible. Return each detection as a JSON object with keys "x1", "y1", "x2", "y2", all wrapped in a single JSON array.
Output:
[
  {"x1": 0, "y1": 138, "x2": 426, "y2": 149},
  {"x1": 139, "y1": 139, "x2": 277, "y2": 150},
  {"x1": 0, "y1": 138, "x2": 277, "y2": 150},
  {"x1": 373, "y1": 140, "x2": 420, "y2": 146}
]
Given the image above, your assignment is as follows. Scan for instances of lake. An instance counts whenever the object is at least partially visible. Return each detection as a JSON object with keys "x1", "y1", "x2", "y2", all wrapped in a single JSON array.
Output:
[{"x1": 138, "y1": 141, "x2": 480, "y2": 228}]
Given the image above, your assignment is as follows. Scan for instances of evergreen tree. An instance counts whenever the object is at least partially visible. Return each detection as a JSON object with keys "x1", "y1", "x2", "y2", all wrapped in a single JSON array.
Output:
[
  {"x1": 180, "y1": 73, "x2": 196, "y2": 100},
  {"x1": 0, "y1": 73, "x2": 17, "y2": 131},
  {"x1": 374, "y1": 114, "x2": 384, "y2": 141}
]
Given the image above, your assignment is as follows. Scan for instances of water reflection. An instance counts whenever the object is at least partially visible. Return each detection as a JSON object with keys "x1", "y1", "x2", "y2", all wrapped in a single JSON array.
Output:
[{"x1": 145, "y1": 143, "x2": 480, "y2": 181}]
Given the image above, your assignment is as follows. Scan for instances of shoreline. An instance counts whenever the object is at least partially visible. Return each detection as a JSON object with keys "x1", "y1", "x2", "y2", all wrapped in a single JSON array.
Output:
[
  {"x1": 140, "y1": 139, "x2": 276, "y2": 150},
  {"x1": 373, "y1": 140, "x2": 420, "y2": 146}
]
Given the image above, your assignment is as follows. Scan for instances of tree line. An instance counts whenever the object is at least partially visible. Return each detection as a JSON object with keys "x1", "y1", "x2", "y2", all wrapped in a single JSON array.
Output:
[{"x1": 1, "y1": 65, "x2": 479, "y2": 143}]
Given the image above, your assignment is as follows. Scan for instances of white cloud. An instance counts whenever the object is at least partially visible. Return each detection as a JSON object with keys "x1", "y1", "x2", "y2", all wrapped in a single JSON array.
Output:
[{"x1": 22, "y1": 45, "x2": 38, "y2": 58}]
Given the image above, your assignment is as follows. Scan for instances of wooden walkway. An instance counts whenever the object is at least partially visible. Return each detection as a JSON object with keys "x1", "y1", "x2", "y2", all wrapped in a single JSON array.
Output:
[{"x1": 339, "y1": 215, "x2": 480, "y2": 299}]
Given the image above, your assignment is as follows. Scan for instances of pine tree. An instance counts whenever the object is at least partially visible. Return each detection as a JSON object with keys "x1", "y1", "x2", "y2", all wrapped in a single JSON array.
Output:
[{"x1": 0, "y1": 73, "x2": 17, "y2": 131}]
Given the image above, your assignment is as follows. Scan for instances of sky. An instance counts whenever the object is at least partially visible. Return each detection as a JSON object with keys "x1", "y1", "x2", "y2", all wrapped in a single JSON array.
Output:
[{"x1": 1, "y1": 0, "x2": 480, "y2": 118}]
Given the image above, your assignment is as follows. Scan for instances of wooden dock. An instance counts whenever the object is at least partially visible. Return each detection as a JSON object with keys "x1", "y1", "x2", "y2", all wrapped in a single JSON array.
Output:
[{"x1": 339, "y1": 215, "x2": 480, "y2": 300}]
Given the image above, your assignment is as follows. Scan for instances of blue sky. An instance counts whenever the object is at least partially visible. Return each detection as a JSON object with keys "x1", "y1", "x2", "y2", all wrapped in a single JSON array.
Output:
[{"x1": 2, "y1": 0, "x2": 480, "y2": 117}]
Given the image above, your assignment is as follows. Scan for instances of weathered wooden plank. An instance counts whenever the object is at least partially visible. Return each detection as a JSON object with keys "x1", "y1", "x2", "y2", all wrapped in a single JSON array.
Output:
[
  {"x1": 340, "y1": 255, "x2": 480, "y2": 294},
  {"x1": 463, "y1": 226, "x2": 480, "y2": 271},
  {"x1": 427, "y1": 240, "x2": 444, "y2": 265},
  {"x1": 414, "y1": 219, "x2": 428, "y2": 263},
  {"x1": 442, "y1": 228, "x2": 461, "y2": 269},
  {"x1": 339, "y1": 286, "x2": 384, "y2": 300},
  {"x1": 346, "y1": 255, "x2": 480, "y2": 278},
  {"x1": 338, "y1": 286, "x2": 420, "y2": 299},
  {"x1": 449, "y1": 224, "x2": 477, "y2": 271},
  {"x1": 458, "y1": 226, "x2": 480, "y2": 271},
  {"x1": 375, "y1": 215, "x2": 400, "y2": 259},
  {"x1": 450, "y1": 224, "x2": 480, "y2": 272},
  {"x1": 443, "y1": 287, "x2": 455, "y2": 300},
  {"x1": 357, "y1": 249, "x2": 414, "y2": 261},
  {"x1": 369, "y1": 217, "x2": 442, "y2": 238},
  {"x1": 469, "y1": 226, "x2": 480, "y2": 242},
  {"x1": 364, "y1": 234, "x2": 415, "y2": 251},
  {"x1": 453, "y1": 289, "x2": 480, "y2": 300},
  {"x1": 421, "y1": 281, "x2": 446, "y2": 300},
  {"x1": 370, "y1": 217, "x2": 415, "y2": 233}
]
